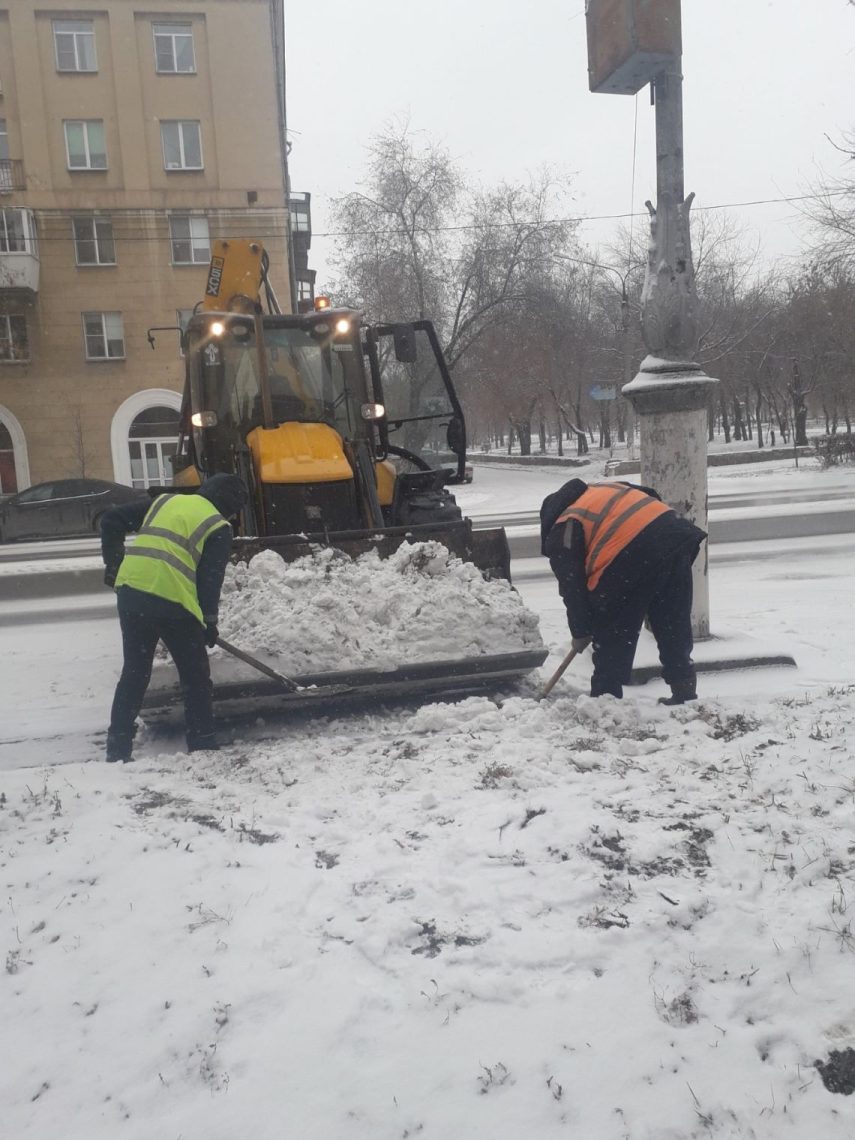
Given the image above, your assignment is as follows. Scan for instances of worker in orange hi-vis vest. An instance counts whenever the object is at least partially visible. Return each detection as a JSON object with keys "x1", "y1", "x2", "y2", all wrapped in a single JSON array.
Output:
[{"x1": 540, "y1": 479, "x2": 707, "y2": 704}]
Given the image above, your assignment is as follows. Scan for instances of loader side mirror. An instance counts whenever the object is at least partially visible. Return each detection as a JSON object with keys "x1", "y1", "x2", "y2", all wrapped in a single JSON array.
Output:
[
  {"x1": 446, "y1": 416, "x2": 465, "y2": 454},
  {"x1": 392, "y1": 324, "x2": 418, "y2": 364},
  {"x1": 170, "y1": 450, "x2": 193, "y2": 474}
]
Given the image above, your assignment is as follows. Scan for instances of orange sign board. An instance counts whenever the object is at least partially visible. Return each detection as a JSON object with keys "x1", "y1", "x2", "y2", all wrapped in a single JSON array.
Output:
[{"x1": 586, "y1": 0, "x2": 682, "y2": 95}]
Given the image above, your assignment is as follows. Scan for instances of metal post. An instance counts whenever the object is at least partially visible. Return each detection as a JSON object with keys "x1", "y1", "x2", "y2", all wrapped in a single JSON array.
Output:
[
  {"x1": 622, "y1": 62, "x2": 718, "y2": 639},
  {"x1": 253, "y1": 305, "x2": 275, "y2": 430},
  {"x1": 621, "y1": 285, "x2": 636, "y2": 461}
]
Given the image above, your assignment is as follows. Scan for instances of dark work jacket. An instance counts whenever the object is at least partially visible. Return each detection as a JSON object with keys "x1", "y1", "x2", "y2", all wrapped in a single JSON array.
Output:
[
  {"x1": 101, "y1": 497, "x2": 233, "y2": 626},
  {"x1": 540, "y1": 479, "x2": 707, "y2": 639}
]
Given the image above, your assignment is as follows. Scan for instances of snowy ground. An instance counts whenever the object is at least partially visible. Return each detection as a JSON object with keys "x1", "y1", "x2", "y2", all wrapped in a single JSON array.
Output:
[{"x1": 2, "y1": 455, "x2": 855, "y2": 1138}]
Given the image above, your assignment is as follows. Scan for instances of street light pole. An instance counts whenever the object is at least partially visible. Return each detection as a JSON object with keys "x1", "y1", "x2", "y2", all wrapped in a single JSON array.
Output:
[
  {"x1": 585, "y1": 0, "x2": 718, "y2": 639},
  {"x1": 619, "y1": 276, "x2": 636, "y2": 461},
  {"x1": 583, "y1": 0, "x2": 796, "y2": 675},
  {"x1": 622, "y1": 61, "x2": 718, "y2": 639}
]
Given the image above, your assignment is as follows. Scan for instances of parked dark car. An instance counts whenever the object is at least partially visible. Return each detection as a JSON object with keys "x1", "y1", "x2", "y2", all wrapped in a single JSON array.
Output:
[
  {"x1": 0, "y1": 478, "x2": 141, "y2": 542},
  {"x1": 429, "y1": 450, "x2": 473, "y2": 483}
]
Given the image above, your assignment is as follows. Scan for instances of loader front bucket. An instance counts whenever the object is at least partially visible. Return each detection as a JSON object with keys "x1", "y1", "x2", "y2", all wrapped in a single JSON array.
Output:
[
  {"x1": 140, "y1": 517, "x2": 545, "y2": 724},
  {"x1": 142, "y1": 646, "x2": 549, "y2": 723}
]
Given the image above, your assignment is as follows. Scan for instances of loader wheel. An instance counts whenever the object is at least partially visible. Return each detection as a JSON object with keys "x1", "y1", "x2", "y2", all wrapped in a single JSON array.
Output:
[{"x1": 395, "y1": 486, "x2": 463, "y2": 528}]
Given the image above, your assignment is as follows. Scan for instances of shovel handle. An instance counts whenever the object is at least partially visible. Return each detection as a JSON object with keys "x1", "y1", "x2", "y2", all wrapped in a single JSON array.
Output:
[
  {"x1": 215, "y1": 637, "x2": 300, "y2": 692},
  {"x1": 540, "y1": 648, "x2": 579, "y2": 700}
]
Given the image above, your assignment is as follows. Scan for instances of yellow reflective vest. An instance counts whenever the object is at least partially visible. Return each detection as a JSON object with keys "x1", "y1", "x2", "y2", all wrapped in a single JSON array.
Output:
[{"x1": 114, "y1": 493, "x2": 231, "y2": 624}]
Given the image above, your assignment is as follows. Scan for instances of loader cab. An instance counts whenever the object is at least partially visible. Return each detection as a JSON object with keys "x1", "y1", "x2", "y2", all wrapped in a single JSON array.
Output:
[
  {"x1": 173, "y1": 307, "x2": 468, "y2": 536},
  {"x1": 178, "y1": 309, "x2": 371, "y2": 478},
  {"x1": 177, "y1": 311, "x2": 466, "y2": 483}
]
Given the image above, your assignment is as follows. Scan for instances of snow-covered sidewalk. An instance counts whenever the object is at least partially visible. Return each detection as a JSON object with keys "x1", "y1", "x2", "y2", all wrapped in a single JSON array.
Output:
[{"x1": 3, "y1": 682, "x2": 855, "y2": 1139}]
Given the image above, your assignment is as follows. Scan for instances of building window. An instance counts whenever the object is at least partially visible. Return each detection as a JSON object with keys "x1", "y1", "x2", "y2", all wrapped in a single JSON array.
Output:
[
  {"x1": 83, "y1": 311, "x2": 124, "y2": 360},
  {"x1": 54, "y1": 19, "x2": 97, "y2": 73},
  {"x1": 0, "y1": 209, "x2": 28, "y2": 253},
  {"x1": 290, "y1": 199, "x2": 311, "y2": 233},
  {"x1": 128, "y1": 406, "x2": 180, "y2": 488},
  {"x1": 153, "y1": 23, "x2": 196, "y2": 73},
  {"x1": 0, "y1": 315, "x2": 29, "y2": 362},
  {"x1": 0, "y1": 209, "x2": 37, "y2": 257},
  {"x1": 169, "y1": 216, "x2": 209, "y2": 264},
  {"x1": 0, "y1": 420, "x2": 16, "y2": 493},
  {"x1": 160, "y1": 121, "x2": 202, "y2": 171},
  {"x1": 0, "y1": 124, "x2": 25, "y2": 193},
  {"x1": 64, "y1": 121, "x2": 107, "y2": 170},
  {"x1": 0, "y1": 122, "x2": 13, "y2": 194},
  {"x1": 73, "y1": 216, "x2": 116, "y2": 265}
]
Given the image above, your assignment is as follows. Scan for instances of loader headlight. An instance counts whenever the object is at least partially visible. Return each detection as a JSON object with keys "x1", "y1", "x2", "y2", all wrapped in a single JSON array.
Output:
[
  {"x1": 361, "y1": 403, "x2": 385, "y2": 421},
  {"x1": 191, "y1": 411, "x2": 219, "y2": 428},
  {"x1": 209, "y1": 321, "x2": 226, "y2": 337},
  {"x1": 335, "y1": 318, "x2": 351, "y2": 335}
]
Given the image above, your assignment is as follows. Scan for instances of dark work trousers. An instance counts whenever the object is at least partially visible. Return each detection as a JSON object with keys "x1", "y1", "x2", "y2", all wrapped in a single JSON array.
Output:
[
  {"x1": 109, "y1": 609, "x2": 215, "y2": 752},
  {"x1": 589, "y1": 548, "x2": 696, "y2": 699}
]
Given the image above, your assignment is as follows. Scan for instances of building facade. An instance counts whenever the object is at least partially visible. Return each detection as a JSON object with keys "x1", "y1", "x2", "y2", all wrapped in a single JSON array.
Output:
[{"x1": 0, "y1": 0, "x2": 294, "y2": 493}]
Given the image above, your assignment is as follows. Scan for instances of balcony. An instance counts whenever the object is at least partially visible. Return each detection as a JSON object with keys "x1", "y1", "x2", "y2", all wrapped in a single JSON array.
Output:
[
  {"x1": 0, "y1": 160, "x2": 26, "y2": 194},
  {"x1": 0, "y1": 208, "x2": 39, "y2": 298},
  {"x1": 288, "y1": 190, "x2": 312, "y2": 256}
]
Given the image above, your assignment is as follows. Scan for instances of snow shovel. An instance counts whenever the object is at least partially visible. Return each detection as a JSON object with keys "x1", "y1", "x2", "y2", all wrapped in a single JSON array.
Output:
[
  {"x1": 540, "y1": 648, "x2": 579, "y2": 700},
  {"x1": 216, "y1": 637, "x2": 301, "y2": 693},
  {"x1": 215, "y1": 637, "x2": 357, "y2": 700}
]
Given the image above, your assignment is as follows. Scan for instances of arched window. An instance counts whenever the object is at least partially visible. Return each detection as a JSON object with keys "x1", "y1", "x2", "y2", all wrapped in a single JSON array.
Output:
[
  {"x1": 128, "y1": 405, "x2": 180, "y2": 488},
  {"x1": 0, "y1": 420, "x2": 16, "y2": 493}
]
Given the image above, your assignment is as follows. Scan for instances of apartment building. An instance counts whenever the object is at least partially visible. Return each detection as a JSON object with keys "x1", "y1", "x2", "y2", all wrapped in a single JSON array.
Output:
[{"x1": 0, "y1": 0, "x2": 296, "y2": 494}]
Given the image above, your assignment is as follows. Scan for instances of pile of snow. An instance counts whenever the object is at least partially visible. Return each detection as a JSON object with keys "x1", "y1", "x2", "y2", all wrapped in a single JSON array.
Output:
[{"x1": 215, "y1": 541, "x2": 543, "y2": 673}]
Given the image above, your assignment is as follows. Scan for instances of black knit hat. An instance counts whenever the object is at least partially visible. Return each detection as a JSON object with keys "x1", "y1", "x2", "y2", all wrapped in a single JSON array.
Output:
[
  {"x1": 539, "y1": 479, "x2": 588, "y2": 555},
  {"x1": 199, "y1": 473, "x2": 249, "y2": 519}
]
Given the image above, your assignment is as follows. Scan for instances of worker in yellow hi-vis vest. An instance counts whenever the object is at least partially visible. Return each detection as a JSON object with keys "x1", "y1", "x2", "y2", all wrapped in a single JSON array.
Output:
[
  {"x1": 100, "y1": 474, "x2": 248, "y2": 762},
  {"x1": 541, "y1": 479, "x2": 707, "y2": 704}
]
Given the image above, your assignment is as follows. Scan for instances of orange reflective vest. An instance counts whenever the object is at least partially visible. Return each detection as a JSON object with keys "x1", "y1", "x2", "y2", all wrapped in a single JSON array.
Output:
[{"x1": 555, "y1": 483, "x2": 672, "y2": 590}]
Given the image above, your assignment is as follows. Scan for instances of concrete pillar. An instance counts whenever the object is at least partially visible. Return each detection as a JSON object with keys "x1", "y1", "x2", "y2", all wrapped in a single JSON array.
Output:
[
  {"x1": 625, "y1": 372, "x2": 713, "y2": 637},
  {"x1": 622, "y1": 63, "x2": 718, "y2": 639}
]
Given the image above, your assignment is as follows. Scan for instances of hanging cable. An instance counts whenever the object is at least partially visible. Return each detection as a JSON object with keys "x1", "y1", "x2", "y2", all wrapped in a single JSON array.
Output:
[{"x1": 628, "y1": 91, "x2": 640, "y2": 276}]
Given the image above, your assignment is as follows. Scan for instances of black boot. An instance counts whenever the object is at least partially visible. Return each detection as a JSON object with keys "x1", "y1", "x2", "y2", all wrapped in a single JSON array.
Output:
[
  {"x1": 187, "y1": 732, "x2": 220, "y2": 753},
  {"x1": 106, "y1": 729, "x2": 134, "y2": 763},
  {"x1": 590, "y1": 679, "x2": 623, "y2": 699},
  {"x1": 658, "y1": 679, "x2": 697, "y2": 706}
]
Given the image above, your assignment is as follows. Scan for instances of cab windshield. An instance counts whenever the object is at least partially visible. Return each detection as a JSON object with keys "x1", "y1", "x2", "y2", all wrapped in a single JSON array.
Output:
[{"x1": 190, "y1": 321, "x2": 365, "y2": 448}]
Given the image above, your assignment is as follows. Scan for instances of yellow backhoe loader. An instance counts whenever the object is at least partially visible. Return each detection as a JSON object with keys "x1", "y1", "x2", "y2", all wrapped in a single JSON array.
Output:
[{"x1": 144, "y1": 239, "x2": 546, "y2": 715}]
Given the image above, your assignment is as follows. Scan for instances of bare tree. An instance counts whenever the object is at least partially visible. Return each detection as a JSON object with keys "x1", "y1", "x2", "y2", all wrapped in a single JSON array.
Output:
[
  {"x1": 802, "y1": 128, "x2": 855, "y2": 274},
  {"x1": 328, "y1": 124, "x2": 578, "y2": 372},
  {"x1": 329, "y1": 124, "x2": 459, "y2": 325},
  {"x1": 780, "y1": 264, "x2": 855, "y2": 437}
]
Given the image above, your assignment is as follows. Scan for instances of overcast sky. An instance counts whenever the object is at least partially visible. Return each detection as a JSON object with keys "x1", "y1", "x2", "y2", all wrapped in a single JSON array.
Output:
[{"x1": 284, "y1": 0, "x2": 855, "y2": 287}]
